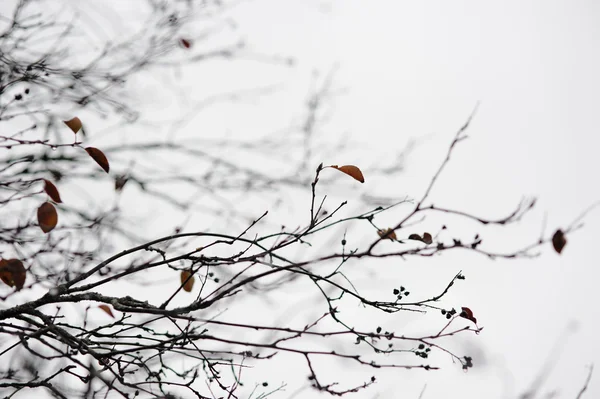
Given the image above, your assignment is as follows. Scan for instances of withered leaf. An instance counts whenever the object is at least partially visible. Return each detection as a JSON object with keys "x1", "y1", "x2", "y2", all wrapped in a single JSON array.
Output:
[
  {"x1": 37, "y1": 202, "x2": 58, "y2": 233},
  {"x1": 0, "y1": 258, "x2": 26, "y2": 290},
  {"x1": 331, "y1": 165, "x2": 365, "y2": 183},
  {"x1": 408, "y1": 233, "x2": 423, "y2": 242},
  {"x1": 63, "y1": 117, "x2": 82, "y2": 134},
  {"x1": 43, "y1": 179, "x2": 62, "y2": 203},
  {"x1": 98, "y1": 304, "x2": 115, "y2": 318},
  {"x1": 114, "y1": 175, "x2": 128, "y2": 191},
  {"x1": 460, "y1": 306, "x2": 477, "y2": 324},
  {"x1": 85, "y1": 147, "x2": 110, "y2": 173},
  {"x1": 377, "y1": 228, "x2": 397, "y2": 240},
  {"x1": 180, "y1": 38, "x2": 192, "y2": 49},
  {"x1": 552, "y1": 229, "x2": 566, "y2": 254},
  {"x1": 180, "y1": 270, "x2": 195, "y2": 292},
  {"x1": 422, "y1": 232, "x2": 433, "y2": 244}
]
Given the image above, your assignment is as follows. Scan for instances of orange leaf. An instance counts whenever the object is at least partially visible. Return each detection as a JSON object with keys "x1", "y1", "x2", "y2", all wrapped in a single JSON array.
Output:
[
  {"x1": 460, "y1": 306, "x2": 477, "y2": 324},
  {"x1": 85, "y1": 147, "x2": 110, "y2": 173},
  {"x1": 43, "y1": 179, "x2": 62, "y2": 203},
  {"x1": 552, "y1": 229, "x2": 566, "y2": 254},
  {"x1": 377, "y1": 228, "x2": 397, "y2": 240},
  {"x1": 0, "y1": 258, "x2": 26, "y2": 290},
  {"x1": 63, "y1": 117, "x2": 82, "y2": 134},
  {"x1": 180, "y1": 270, "x2": 195, "y2": 292},
  {"x1": 37, "y1": 202, "x2": 58, "y2": 233},
  {"x1": 331, "y1": 165, "x2": 365, "y2": 183},
  {"x1": 180, "y1": 38, "x2": 192, "y2": 49},
  {"x1": 422, "y1": 232, "x2": 433, "y2": 244},
  {"x1": 98, "y1": 304, "x2": 115, "y2": 318}
]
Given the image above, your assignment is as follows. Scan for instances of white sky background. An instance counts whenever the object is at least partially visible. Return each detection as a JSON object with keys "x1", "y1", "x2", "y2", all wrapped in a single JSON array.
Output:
[{"x1": 17, "y1": 0, "x2": 600, "y2": 398}]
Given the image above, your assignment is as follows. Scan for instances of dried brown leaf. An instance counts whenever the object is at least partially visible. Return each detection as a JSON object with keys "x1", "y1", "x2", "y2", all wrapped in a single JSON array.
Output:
[
  {"x1": 422, "y1": 232, "x2": 433, "y2": 244},
  {"x1": 408, "y1": 233, "x2": 423, "y2": 242},
  {"x1": 552, "y1": 229, "x2": 566, "y2": 254},
  {"x1": 180, "y1": 270, "x2": 195, "y2": 292},
  {"x1": 180, "y1": 38, "x2": 192, "y2": 49},
  {"x1": 115, "y1": 175, "x2": 128, "y2": 191},
  {"x1": 85, "y1": 147, "x2": 110, "y2": 173},
  {"x1": 0, "y1": 258, "x2": 26, "y2": 290},
  {"x1": 37, "y1": 202, "x2": 58, "y2": 233},
  {"x1": 98, "y1": 304, "x2": 115, "y2": 318},
  {"x1": 331, "y1": 165, "x2": 365, "y2": 183},
  {"x1": 43, "y1": 179, "x2": 62, "y2": 203},
  {"x1": 460, "y1": 306, "x2": 477, "y2": 324},
  {"x1": 63, "y1": 117, "x2": 82, "y2": 134},
  {"x1": 377, "y1": 228, "x2": 397, "y2": 240}
]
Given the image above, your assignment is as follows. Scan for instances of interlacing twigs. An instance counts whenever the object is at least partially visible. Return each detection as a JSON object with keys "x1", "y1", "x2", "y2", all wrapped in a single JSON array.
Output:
[
  {"x1": 2, "y1": 2, "x2": 597, "y2": 397},
  {"x1": 3, "y1": 104, "x2": 593, "y2": 397}
]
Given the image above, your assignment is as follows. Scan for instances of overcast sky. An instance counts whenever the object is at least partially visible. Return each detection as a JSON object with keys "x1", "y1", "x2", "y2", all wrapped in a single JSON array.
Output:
[
  {"x1": 213, "y1": 1, "x2": 600, "y2": 398},
  {"x1": 18, "y1": 0, "x2": 599, "y2": 397}
]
